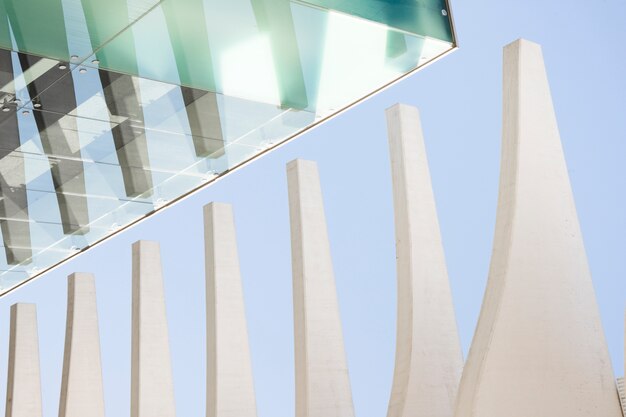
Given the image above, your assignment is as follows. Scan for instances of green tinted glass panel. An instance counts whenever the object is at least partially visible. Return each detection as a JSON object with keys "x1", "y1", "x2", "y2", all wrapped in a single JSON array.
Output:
[
  {"x1": 1, "y1": 0, "x2": 159, "y2": 60},
  {"x1": 300, "y1": 0, "x2": 453, "y2": 42},
  {"x1": 0, "y1": 0, "x2": 455, "y2": 293}
]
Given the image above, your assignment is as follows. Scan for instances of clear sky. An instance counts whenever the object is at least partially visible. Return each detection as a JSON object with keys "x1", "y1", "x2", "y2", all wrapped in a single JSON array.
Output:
[{"x1": 0, "y1": 1, "x2": 625, "y2": 417}]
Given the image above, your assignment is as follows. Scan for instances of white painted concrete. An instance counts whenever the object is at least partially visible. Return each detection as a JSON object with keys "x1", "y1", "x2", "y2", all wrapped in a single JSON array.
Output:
[
  {"x1": 385, "y1": 104, "x2": 463, "y2": 417},
  {"x1": 454, "y1": 39, "x2": 622, "y2": 417},
  {"x1": 204, "y1": 202, "x2": 257, "y2": 417},
  {"x1": 59, "y1": 273, "x2": 105, "y2": 417},
  {"x1": 286, "y1": 159, "x2": 355, "y2": 417},
  {"x1": 5, "y1": 303, "x2": 42, "y2": 417},
  {"x1": 131, "y1": 241, "x2": 176, "y2": 417}
]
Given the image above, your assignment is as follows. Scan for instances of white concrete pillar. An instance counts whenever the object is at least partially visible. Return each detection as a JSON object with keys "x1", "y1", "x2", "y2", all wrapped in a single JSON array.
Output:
[
  {"x1": 59, "y1": 273, "x2": 105, "y2": 417},
  {"x1": 131, "y1": 241, "x2": 176, "y2": 417},
  {"x1": 454, "y1": 39, "x2": 622, "y2": 417},
  {"x1": 204, "y1": 203, "x2": 257, "y2": 417},
  {"x1": 622, "y1": 312, "x2": 626, "y2": 415},
  {"x1": 385, "y1": 104, "x2": 463, "y2": 417},
  {"x1": 5, "y1": 303, "x2": 42, "y2": 417},
  {"x1": 286, "y1": 159, "x2": 355, "y2": 417}
]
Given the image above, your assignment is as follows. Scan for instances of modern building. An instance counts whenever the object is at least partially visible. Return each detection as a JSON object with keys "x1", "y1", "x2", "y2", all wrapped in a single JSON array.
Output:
[
  {"x1": 1, "y1": 0, "x2": 623, "y2": 415},
  {"x1": 0, "y1": 0, "x2": 456, "y2": 293},
  {"x1": 1, "y1": 36, "x2": 623, "y2": 417}
]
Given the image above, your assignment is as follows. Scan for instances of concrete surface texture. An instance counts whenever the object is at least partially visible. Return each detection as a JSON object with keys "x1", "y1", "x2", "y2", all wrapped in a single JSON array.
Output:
[
  {"x1": 5, "y1": 303, "x2": 42, "y2": 417},
  {"x1": 204, "y1": 202, "x2": 258, "y2": 417},
  {"x1": 454, "y1": 39, "x2": 623, "y2": 417},
  {"x1": 286, "y1": 159, "x2": 356, "y2": 417},
  {"x1": 131, "y1": 241, "x2": 176, "y2": 417},
  {"x1": 59, "y1": 273, "x2": 105, "y2": 417},
  {"x1": 385, "y1": 103, "x2": 464, "y2": 417}
]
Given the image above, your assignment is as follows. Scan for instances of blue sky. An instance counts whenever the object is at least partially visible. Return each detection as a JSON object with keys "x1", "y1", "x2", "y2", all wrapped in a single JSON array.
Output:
[{"x1": 0, "y1": 1, "x2": 625, "y2": 416}]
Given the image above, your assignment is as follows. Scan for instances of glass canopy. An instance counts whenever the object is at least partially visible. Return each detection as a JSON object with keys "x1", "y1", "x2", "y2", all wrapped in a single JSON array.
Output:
[{"x1": 0, "y1": 0, "x2": 455, "y2": 294}]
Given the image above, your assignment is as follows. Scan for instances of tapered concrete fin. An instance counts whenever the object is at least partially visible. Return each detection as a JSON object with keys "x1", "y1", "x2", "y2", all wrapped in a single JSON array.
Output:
[
  {"x1": 203, "y1": 203, "x2": 257, "y2": 417},
  {"x1": 18, "y1": 55, "x2": 90, "y2": 235},
  {"x1": 131, "y1": 240, "x2": 176, "y2": 417},
  {"x1": 621, "y1": 312, "x2": 626, "y2": 414},
  {"x1": 182, "y1": 88, "x2": 225, "y2": 159},
  {"x1": 99, "y1": 72, "x2": 154, "y2": 198},
  {"x1": 286, "y1": 159, "x2": 355, "y2": 417},
  {"x1": 385, "y1": 104, "x2": 463, "y2": 417},
  {"x1": 0, "y1": 165, "x2": 32, "y2": 265},
  {"x1": 59, "y1": 273, "x2": 105, "y2": 417},
  {"x1": 251, "y1": 0, "x2": 308, "y2": 110},
  {"x1": 454, "y1": 39, "x2": 622, "y2": 417},
  {"x1": 5, "y1": 303, "x2": 43, "y2": 417},
  {"x1": 0, "y1": 50, "x2": 32, "y2": 265}
]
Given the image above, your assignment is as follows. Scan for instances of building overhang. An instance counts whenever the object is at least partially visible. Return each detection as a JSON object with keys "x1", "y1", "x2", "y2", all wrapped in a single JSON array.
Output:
[{"x1": 0, "y1": 0, "x2": 456, "y2": 295}]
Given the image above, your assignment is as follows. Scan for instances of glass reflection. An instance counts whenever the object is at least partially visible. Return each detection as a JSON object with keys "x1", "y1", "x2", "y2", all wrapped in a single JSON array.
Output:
[
  {"x1": 0, "y1": 51, "x2": 30, "y2": 265},
  {"x1": 0, "y1": 0, "x2": 454, "y2": 292}
]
